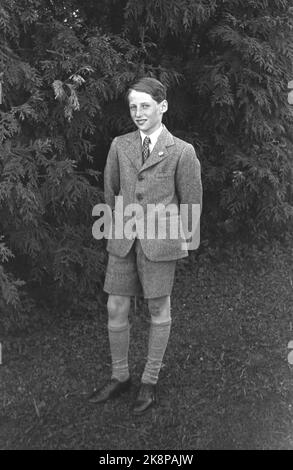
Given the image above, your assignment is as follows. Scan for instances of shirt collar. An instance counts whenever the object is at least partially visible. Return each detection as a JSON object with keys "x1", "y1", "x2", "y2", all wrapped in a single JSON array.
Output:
[{"x1": 140, "y1": 124, "x2": 163, "y2": 145}]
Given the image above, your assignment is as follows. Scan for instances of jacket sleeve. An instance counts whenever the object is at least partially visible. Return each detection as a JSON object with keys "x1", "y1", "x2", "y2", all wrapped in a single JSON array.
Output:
[
  {"x1": 175, "y1": 143, "x2": 202, "y2": 245},
  {"x1": 104, "y1": 137, "x2": 120, "y2": 210}
]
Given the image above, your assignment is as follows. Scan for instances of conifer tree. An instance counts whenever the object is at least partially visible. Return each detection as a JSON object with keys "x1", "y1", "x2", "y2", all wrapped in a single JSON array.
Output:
[
  {"x1": 1, "y1": 0, "x2": 293, "y2": 328},
  {"x1": 0, "y1": 0, "x2": 139, "y2": 327}
]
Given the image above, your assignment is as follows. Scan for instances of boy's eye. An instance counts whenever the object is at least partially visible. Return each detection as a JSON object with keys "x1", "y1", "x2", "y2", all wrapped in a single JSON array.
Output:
[{"x1": 129, "y1": 104, "x2": 149, "y2": 111}]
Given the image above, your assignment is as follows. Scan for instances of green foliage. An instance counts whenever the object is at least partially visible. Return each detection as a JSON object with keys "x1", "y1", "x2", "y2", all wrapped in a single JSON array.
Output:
[
  {"x1": 0, "y1": 235, "x2": 34, "y2": 332},
  {"x1": 1, "y1": 0, "x2": 293, "y2": 328},
  {"x1": 0, "y1": 236, "x2": 24, "y2": 308},
  {"x1": 0, "y1": 0, "x2": 141, "y2": 328}
]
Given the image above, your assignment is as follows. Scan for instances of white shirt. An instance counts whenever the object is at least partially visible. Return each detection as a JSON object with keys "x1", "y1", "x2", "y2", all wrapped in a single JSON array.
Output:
[{"x1": 140, "y1": 124, "x2": 163, "y2": 153}]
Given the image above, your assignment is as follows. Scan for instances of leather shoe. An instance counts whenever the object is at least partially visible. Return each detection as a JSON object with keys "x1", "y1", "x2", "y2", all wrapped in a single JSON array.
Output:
[
  {"x1": 132, "y1": 383, "x2": 156, "y2": 415},
  {"x1": 88, "y1": 378, "x2": 131, "y2": 404}
]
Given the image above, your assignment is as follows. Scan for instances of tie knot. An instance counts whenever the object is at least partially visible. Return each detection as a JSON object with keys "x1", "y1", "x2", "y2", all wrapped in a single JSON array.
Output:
[{"x1": 143, "y1": 136, "x2": 151, "y2": 146}]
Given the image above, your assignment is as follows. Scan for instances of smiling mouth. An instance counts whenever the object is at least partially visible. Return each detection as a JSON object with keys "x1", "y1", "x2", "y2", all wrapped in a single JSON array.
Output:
[{"x1": 136, "y1": 120, "x2": 147, "y2": 125}]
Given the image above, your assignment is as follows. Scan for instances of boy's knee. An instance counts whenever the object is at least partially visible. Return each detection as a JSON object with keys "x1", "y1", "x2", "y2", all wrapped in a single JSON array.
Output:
[
  {"x1": 148, "y1": 296, "x2": 171, "y2": 323},
  {"x1": 107, "y1": 295, "x2": 130, "y2": 324}
]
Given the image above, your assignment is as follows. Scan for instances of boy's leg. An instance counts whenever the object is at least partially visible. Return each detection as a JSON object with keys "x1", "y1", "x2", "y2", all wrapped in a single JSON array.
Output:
[
  {"x1": 103, "y1": 245, "x2": 142, "y2": 383},
  {"x1": 132, "y1": 295, "x2": 172, "y2": 414},
  {"x1": 107, "y1": 294, "x2": 131, "y2": 382},
  {"x1": 132, "y1": 241, "x2": 176, "y2": 414},
  {"x1": 142, "y1": 295, "x2": 171, "y2": 385},
  {"x1": 88, "y1": 294, "x2": 132, "y2": 403},
  {"x1": 89, "y1": 244, "x2": 142, "y2": 404}
]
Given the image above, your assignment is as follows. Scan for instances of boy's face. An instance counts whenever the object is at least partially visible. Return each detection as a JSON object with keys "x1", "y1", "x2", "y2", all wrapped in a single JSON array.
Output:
[{"x1": 128, "y1": 89, "x2": 168, "y2": 135}]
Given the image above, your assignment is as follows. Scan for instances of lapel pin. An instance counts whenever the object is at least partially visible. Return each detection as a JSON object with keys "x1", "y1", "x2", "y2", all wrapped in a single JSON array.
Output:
[{"x1": 158, "y1": 151, "x2": 164, "y2": 156}]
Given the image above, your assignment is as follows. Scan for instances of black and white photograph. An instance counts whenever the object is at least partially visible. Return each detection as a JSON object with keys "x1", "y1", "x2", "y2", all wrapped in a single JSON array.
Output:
[{"x1": 0, "y1": 0, "x2": 293, "y2": 454}]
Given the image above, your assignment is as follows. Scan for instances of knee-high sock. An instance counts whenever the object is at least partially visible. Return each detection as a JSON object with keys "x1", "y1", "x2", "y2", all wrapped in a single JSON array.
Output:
[
  {"x1": 108, "y1": 323, "x2": 130, "y2": 382},
  {"x1": 141, "y1": 319, "x2": 171, "y2": 385}
]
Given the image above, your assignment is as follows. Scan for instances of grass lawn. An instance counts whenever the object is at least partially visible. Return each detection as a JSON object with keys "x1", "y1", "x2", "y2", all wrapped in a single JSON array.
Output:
[{"x1": 0, "y1": 243, "x2": 293, "y2": 450}]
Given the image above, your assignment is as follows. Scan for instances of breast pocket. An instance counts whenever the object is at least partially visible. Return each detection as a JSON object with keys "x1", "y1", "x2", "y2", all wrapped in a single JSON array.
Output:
[{"x1": 155, "y1": 172, "x2": 174, "y2": 179}]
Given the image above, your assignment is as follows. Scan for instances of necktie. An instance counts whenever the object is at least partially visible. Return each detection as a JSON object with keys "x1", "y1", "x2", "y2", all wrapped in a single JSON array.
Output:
[{"x1": 142, "y1": 136, "x2": 151, "y2": 164}]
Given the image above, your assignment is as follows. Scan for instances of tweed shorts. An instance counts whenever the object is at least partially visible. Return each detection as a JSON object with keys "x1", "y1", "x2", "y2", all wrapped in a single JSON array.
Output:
[{"x1": 103, "y1": 239, "x2": 177, "y2": 299}]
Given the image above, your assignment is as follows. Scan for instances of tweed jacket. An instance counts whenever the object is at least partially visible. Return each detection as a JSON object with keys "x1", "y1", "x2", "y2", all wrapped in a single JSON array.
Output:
[{"x1": 104, "y1": 125, "x2": 202, "y2": 261}]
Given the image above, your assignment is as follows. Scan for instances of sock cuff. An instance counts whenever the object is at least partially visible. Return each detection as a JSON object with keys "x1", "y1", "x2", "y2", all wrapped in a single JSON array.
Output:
[
  {"x1": 108, "y1": 322, "x2": 130, "y2": 332},
  {"x1": 150, "y1": 318, "x2": 172, "y2": 327}
]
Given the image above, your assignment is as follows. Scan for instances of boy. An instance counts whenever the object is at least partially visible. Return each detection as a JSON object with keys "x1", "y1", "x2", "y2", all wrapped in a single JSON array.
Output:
[{"x1": 89, "y1": 77, "x2": 202, "y2": 414}]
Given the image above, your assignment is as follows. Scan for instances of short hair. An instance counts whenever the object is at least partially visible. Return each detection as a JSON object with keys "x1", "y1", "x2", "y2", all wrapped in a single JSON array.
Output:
[{"x1": 127, "y1": 77, "x2": 167, "y2": 103}]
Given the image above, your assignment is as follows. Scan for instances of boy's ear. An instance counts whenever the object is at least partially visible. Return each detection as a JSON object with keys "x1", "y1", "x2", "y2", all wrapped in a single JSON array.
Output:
[{"x1": 160, "y1": 100, "x2": 168, "y2": 114}]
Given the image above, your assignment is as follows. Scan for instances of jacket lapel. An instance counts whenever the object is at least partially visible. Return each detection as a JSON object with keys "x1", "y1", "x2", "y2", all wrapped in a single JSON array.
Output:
[{"x1": 123, "y1": 130, "x2": 142, "y2": 172}]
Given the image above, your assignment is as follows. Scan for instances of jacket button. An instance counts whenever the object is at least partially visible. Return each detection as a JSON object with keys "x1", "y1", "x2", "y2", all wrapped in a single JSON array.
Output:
[
  {"x1": 136, "y1": 193, "x2": 143, "y2": 201},
  {"x1": 138, "y1": 174, "x2": 144, "y2": 181}
]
